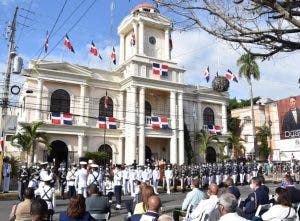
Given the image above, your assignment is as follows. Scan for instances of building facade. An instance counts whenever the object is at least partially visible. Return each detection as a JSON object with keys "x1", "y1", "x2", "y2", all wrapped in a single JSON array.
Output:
[{"x1": 12, "y1": 4, "x2": 229, "y2": 165}]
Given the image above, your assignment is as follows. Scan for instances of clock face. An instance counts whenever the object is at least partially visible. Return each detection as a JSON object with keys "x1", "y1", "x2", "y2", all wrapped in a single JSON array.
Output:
[{"x1": 149, "y1": 36, "x2": 156, "y2": 45}]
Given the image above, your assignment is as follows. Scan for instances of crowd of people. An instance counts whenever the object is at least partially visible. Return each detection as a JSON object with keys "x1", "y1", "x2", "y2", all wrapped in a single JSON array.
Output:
[{"x1": 4, "y1": 158, "x2": 300, "y2": 220}]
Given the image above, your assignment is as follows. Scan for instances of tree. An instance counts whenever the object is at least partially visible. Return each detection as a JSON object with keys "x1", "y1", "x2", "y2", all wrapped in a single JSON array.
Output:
[
  {"x1": 196, "y1": 130, "x2": 219, "y2": 162},
  {"x1": 153, "y1": 0, "x2": 300, "y2": 59},
  {"x1": 256, "y1": 124, "x2": 272, "y2": 160},
  {"x1": 84, "y1": 151, "x2": 110, "y2": 166},
  {"x1": 11, "y1": 121, "x2": 49, "y2": 164},
  {"x1": 184, "y1": 123, "x2": 194, "y2": 164},
  {"x1": 237, "y1": 53, "x2": 260, "y2": 158},
  {"x1": 227, "y1": 133, "x2": 246, "y2": 160}
]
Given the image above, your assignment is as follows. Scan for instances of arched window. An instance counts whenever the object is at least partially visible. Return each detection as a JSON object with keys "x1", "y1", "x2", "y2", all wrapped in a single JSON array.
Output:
[
  {"x1": 99, "y1": 96, "x2": 113, "y2": 117},
  {"x1": 50, "y1": 89, "x2": 70, "y2": 113},
  {"x1": 203, "y1": 107, "x2": 215, "y2": 125},
  {"x1": 98, "y1": 144, "x2": 113, "y2": 163},
  {"x1": 145, "y1": 101, "x2": 152, "y2": 116}
]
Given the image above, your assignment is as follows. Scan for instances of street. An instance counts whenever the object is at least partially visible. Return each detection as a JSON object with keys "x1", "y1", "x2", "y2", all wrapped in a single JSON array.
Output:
[{"x1": 0, "y1": 182, "x2": 288, "y2": 221}]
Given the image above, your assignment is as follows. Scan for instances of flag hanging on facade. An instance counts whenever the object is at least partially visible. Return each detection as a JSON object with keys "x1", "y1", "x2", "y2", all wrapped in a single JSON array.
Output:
[
  {"x1": 90, "y1": 41, "x2": 102, "y2": 60},
  {"x1": 0, "y1": 137, "x2": 4, "y2": 152},
  {"x1": 51, "y1": 112, "x2": 73, "y2": 125},
  {"x1": 208, "y1": 125, "x2": 222, "y2": 135},
  {"x1": 111, "y1": 46, "x2": 116, "y2": 65},
  {"x1": 225, "y1": 69, "x2": 238, "y2": 83},
  {"x1": 131, "y1": 31, "x2": 136, "y2": 46},
  {"x1": 44, "y1": 31, "x2": 49, "y2": 53},
  {"x1": 151, "y1": 116, "x2": 169, "y2": 129},
  {"x1": 97, "y1": 116, "x2": 107, "y2": 129},
  {"x1": 62, "y1": 113, "x2": 73, "y2": 125},
  {"x1": 204, "y1": 66, "x2": 210, "y2": 82},
  {"x1": 64, "y1": 34, "x2": 75, "y2": 53},
  {"x1": 51, "y1": 112, "x2": 62, "y2": 124},
  {"x1": 152, "y1": 63, "x2": 168, "y2": 77},
  {"x1": 97, "y1": 116, "x2": 117, "y2": 129}
]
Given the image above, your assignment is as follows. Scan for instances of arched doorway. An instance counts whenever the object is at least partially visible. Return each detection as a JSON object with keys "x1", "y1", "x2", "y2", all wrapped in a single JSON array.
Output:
[
  {"x1": 98, "y1": 144, "x2": 113, "y2": 165},
  {"x1": 206, "y1": 146, "x2": 216, "y2": 163},
  {"x1": 48, "y1": 140, "x2": 68, "y2": 171},
  {"x1": 145, "y1": 146, "x2": 152, "y2": 163}
]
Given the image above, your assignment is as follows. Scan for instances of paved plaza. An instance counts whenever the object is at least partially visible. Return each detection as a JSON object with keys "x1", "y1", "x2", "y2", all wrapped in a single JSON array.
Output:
[{"x1": 0, "y1": 182, "x2": 291, "y2": 221}]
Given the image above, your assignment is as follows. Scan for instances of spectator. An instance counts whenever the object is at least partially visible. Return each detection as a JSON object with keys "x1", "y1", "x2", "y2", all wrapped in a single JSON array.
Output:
[
  {"x1": 86, "y1": 184, "x2": 110, "y2": 219},
  {"x1": 30, "y1": 198, "x2": 48, "y2": 221},
  {"x1": 131, "y1": 195, "x2": 161, "y2": 221},
  {"x1": 9, "y1": 188, "x2": 34, "y2": 221},
  {"x1": 261, "y1": 187, "x2": 296, "y2": 221},
  {"x1": 158, "y1": 214, "x2": 174, "y2": 221},
  {"x1": 173, "y1": 178, "x2": 205, "y2": 221},
  {"x1": 281, "y1": 175, "x2": 300, "y2": 204},
  {"x1": 218, "y1": 193, "x2": 248, "y2": 221},
  {"x1": 257, "y1": 176, "x2": 269, "y2": 195},
  {"x1": 240, "y1": 177, "x2": 269, "y2": 220},
  {"x1": 59, "y1": 195, "x2": 96, "y2": 221},
  {"x1": 223, "y1": 178, "x2": 241, "y2": 200},
  {"x1": 134, "y1": 185, "x2": 155, "y2": 214},
  {"x1": 190, "y1": 183, "x2": 220, "y2": 221}
]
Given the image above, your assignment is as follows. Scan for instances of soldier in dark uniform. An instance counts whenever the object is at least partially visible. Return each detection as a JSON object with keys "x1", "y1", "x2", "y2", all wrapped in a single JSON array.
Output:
[
  {"x1": 239, "y1": 162, "x2": 246, "y2": 185},
  {"x1": 58, "y1": 165, "x2": 67, "y2": 199},
  {"x1": 232, "y1": 162, "x2": 239, "y2": 185},
  {"x1": 17, "y1": 164, "x2": 30, "y2": 201},
  {"x1": 180, "y1": 165, "x2": 186, "y2": 192},
  {"x1": 173, "y1": 165, "x2": 179, "y2": 192}
]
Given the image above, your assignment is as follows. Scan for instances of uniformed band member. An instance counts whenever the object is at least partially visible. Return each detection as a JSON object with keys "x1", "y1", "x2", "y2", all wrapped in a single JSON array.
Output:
[
  {"x1": 114, "y1": 165, "x2": 123, "y2": 209},
  {"x1": 17, "y1": 164, "x2": 29, "y2": 200},
  {"x1": 58, "y1": 164, "x2": 67, "y2": 199},
  {"x1": 165, "y1": 164, "x2": 173, "y2": 194},
  {"x1": 66, "y1": 163, "x2": 77, "y2": 198},
  {"x1": 75, "y1": 161, "x2": 88, "y2": 198},
  {"x1": 2, "y1": 157, "x2": 12, "y2": 193}
]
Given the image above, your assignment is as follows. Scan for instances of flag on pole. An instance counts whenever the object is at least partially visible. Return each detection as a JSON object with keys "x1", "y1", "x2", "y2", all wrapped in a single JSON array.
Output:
[
  {"x1": 90, "y1": 41, "x2": 102, "y2": 60},
  {"x1": 169, "y1": 34, "x2": 173, "y2": 51},
  {"x1": 225, "y1": 69, "x2": 238, "y2": 83},
  {"x1": 64, "y1": 34, "x2": 75, "y2": 53},
  {"x1": 131, "y1": 31, "x2": 136, "y2": 46},
  {"x1": 44, "y1": 31, "x2": 49, "y2": 53},
  {"x1": 104, "y1": 91, "x2": 109, "y2": 109},
  {"x1": 111, "y1": 46, "x2": 116, "y2": 65},
  {"x1": 204, "y1": 66, "x2": 210, "y2": 82},
  {"x1": 0, "y1": 137, "x2": 4, "y2": 152}
]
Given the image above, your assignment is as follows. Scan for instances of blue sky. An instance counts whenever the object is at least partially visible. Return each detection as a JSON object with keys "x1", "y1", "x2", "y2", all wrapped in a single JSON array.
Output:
[{"x1": 0, "y1": 0, "x2": 299, "y2": 102}]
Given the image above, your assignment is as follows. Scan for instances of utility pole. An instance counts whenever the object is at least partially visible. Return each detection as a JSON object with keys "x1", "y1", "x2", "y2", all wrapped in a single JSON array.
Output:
[{"x1": 0, "y1": 6, "x2": 18, "y2": 189}]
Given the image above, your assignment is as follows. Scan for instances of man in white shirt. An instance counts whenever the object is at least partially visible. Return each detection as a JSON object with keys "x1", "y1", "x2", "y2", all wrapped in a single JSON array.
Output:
[
  {"x1": 2, "y1": 157, "x2": 11, "y2": 193},
  {"x1": 165, "y1": 165, "x2": 173, "y2": 194},
  {"x1": 114, "y1": 165, "x2": 123, "y2": 209},
  {"x1": 152, "y1": 165, "x2": 160, "y2": 194},
  {"x1": 218, "y1": 193, "x2": 248, "y2": 221},
  {"x1": 190, "y1": 183, "x2": 220, "y2": 221},
  {"x1": 75, "y1": 161, "x2": 88, "y2": 198}
]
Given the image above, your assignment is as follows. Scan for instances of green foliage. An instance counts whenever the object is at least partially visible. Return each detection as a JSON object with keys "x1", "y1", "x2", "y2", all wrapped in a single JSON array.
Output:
[
  {"x1": 184, "y1": 123, "x2": 194, "y2": 164},
  {"x1": 8, "y1": 156, "x2": 19, "y2": 177},
  {"x1": 227, "y1": 117, "x2": 241, "y2": 136},
  {"x1": 84, "y1": 151, "x2": 110, "y2": 165},
  {"x1": 257, "y1": 124, "x2": 272, "y2": 160},
  {"x1": 196, "y1": 130, "x2": 219, "y2": 162},
  {"x1": 237, "y1": 53, "x2": 260, "y2": 81},
  {"x1": 227, "y1": 133, "x2": 245, "y2": 159}
]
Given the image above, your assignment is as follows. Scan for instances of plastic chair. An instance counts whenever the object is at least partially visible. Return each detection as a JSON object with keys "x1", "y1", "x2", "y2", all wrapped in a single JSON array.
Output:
[
  {"x1": 90, "y1": 212, "x2": 110, "y2": 221},
  {"x1": 255, "y1": 204, "x2": 272, "y2": 217}
]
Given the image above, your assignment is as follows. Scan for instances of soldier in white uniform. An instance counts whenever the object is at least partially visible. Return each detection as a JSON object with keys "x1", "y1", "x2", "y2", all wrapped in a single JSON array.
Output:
[
  {"x1": 114, "y1": 165, "x2": 123, "y2": 209},
  {"x1": 34, "y1": 175, "x2": 55, "y2": 221},
  {"x1": 142, "y1": 166, "x2": 150, "y2": 184},
  {"x1": 165, "y1": 165, "x2": 173, "y2": 194},
  {"x1": 122, "y1": 166, "x2": 130, "y2": 195},
  {"x1": 146, "y1": 165, "x2": 153, "y2": 185},
  {"x1": 75, "y1": 161, "x2": 88, "y2": 198},
  {"x1": 152, "y1": 165, "x2": 160, "y2": 194},
  {"x1": 66, "y1": 163, "x2": 77, "y2": 198},
  {"x1": 87, "y1": 164, "x2": 101, "y2": 189},
  {"x1": 2, "y1": 157, "x2": 11, "y2": 193},
  {"x1": 129, "y1": 166, "x2": 137, "y2": 197},
  {"x1": 39, "y1": 162, "x2": 49, "y2": 186},
  {"x1": 136, "y1": 166, "x2": 143, "y2": 181}
]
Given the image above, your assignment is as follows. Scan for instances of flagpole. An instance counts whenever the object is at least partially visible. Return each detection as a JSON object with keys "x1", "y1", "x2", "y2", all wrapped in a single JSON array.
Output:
[{"x1": 103, "y1": 90, "x2": 107, "y2": 159}]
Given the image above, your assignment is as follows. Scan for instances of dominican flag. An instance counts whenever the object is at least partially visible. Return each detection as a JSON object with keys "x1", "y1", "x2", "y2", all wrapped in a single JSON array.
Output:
[
  {"x1": 151, "y1": 116, "x2": 161, "y2": 129},
  {"x1": 64, "y1": 34, "x2": 75, "y2": 53},
  {"x1": 208, "y1": 125, "x2": 222, "y2": 135},
  {"x1": 152, "y1": 63, "x2": 168, "y2": 77},
  {"x1": 90, "y1": 41, "x2": 102, "y2": 60},
  {"x1": 131, "y1": 31, "x2": 136, "y2": 46},
  {"x1": 204, "y1": 66, "x2": 210, "y2": 82},
  {"x1": 151, "y1": 116, "x2": 169, "y2": 129},
  {"x1": 169, "y1": 34, "x2": 173, "y2": 51},
  {"x1": 225, "y1": 69, "x2": 238, "y2": 83},
  {"x1": 104, "y1": 91, "x2": 109, "y2": 109},
  {"x1": 111, "y1": 46, "x2": 116, "y2": 65},
  {"x1": 160, "y1": 117, "x2": 169, "y2": 129},
  {"x1": 51, "y1": 112, "x2": 62, "y2": 124},
  {"x1": 0, "y1": 137, "x2": 4, "y2": 152},
  {"x1": 62, "y1": 113, "x2": 73, "y2": 125},
  {"x1": 107, "y1": 117, "x2": 117, "y2": 129},
  {"x1": 97, "y1": 116, "x2": 107, "y2": 129},
  {"x1": 44, "y1": 31, "x2": 49, "y2": 53}
]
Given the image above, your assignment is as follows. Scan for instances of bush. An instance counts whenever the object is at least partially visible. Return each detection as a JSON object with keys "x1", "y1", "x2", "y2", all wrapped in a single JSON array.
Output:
[{"x1": 84, "y1": 151, "x2": 110, "y2": 165}]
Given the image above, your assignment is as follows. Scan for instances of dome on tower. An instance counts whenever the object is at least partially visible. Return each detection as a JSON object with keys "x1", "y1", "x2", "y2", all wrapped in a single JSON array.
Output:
[{"x1": 132, "y1": 3, "x2": 159, "y2": 14}]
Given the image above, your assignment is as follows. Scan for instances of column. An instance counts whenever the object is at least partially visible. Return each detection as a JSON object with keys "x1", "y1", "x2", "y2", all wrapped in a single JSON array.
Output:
[
  {"x1": 222, "y1": 103, "x2": 228, "y2": 134},
  {"x1": 178, "y1": 92, "x2": 184, "y2": 165},
  {"x1": 138, "y1": 21, "x2": 144, "y2": 55},
  {"x1": 138, "y1": 87, "x2": 145, "y2": 165},
  {"x1": 164, "y1": 29, "x2": 170, "y2": 60},
  {"x1": 197, "y1": 101, "x2": 202, "y2": 130},
  {"x1": 125, "y1": 86, "x2": 137, "y2": 165},
  {"x1": 79, "y1": 84, "x2": 86, "y2": 125},
  {"x1": 78, "y1": 134, "x2": 84, "y2": 158},
  {"x1": 170, "y1": 91, "x2": 177, "y2": 164},
  {"x1": 118, "y1": 138, "x2": 123, "y2": 164},
  {"x1": 119, "y1": 34, "x2": 125, "y2": 64},
  {"x1": 132, "y1": 22, "x2": 138, "y2": 54},
  {"x1": 118, "y1": 91, "x2": 124, "y2": 128},
  {"x1": 35, "y1": 79, "x2": 43, "y2": 120}
]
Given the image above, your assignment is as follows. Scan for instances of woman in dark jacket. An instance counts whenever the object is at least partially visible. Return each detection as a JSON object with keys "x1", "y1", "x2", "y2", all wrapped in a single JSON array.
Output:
[{"x1": 59, "y1": 195, "x2": 95, "y2": 221}]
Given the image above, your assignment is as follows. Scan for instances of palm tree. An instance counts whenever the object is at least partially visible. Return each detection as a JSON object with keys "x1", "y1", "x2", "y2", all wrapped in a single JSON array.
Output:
[
  {"x1": 256, "y1": 124, "x2": 272, "y2": 160},
  {"x1": 237, "y1": 53, "x2": 260, "y2": 158},
  {"x1": 196, "y1": 130, "x2": 219, "y2": 162},
  {"x1": 11, "y1": 121, "x2": 49, "y2": 164},
  {"x1": 227, "y1": 133, "x2": 246, "y2": 160}
]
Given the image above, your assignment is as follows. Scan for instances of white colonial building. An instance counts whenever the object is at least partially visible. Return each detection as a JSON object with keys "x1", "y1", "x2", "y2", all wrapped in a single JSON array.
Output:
[{"x1": 14, "y1": 3, "x2": 229, "y2": 165}]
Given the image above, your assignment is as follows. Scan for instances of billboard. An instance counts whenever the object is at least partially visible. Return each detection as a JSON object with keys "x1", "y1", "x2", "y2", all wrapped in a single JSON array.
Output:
[{"x1": 278, "y1": 95, "x2": 300, "y2": 139}]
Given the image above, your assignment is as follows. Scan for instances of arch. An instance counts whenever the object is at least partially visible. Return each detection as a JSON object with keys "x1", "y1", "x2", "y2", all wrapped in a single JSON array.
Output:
[
  {"x1": 99, "y1": 96, "x2": 113, "y2": 117},
  {"x1": 48, "y1": 140, "x2": 68, "y2": 171},
  {"x1": 145, "y1": 101, "x2": 152, "y2": 116},
  {"x1": 50, "y1": 89, "x2": 70, "y2": 113},
  {"x1": 145, "y1": 145, "x2": 152, "y2": 162},
  {"x1": 206, "y1": 146, "x2": 216, "y2": 163},
  {"x1": 203, "y1": 107, "x2": 215, "y2": 125},
  {"x1": 98, "y1": 144, "x2": 113, "y2": 164}
]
